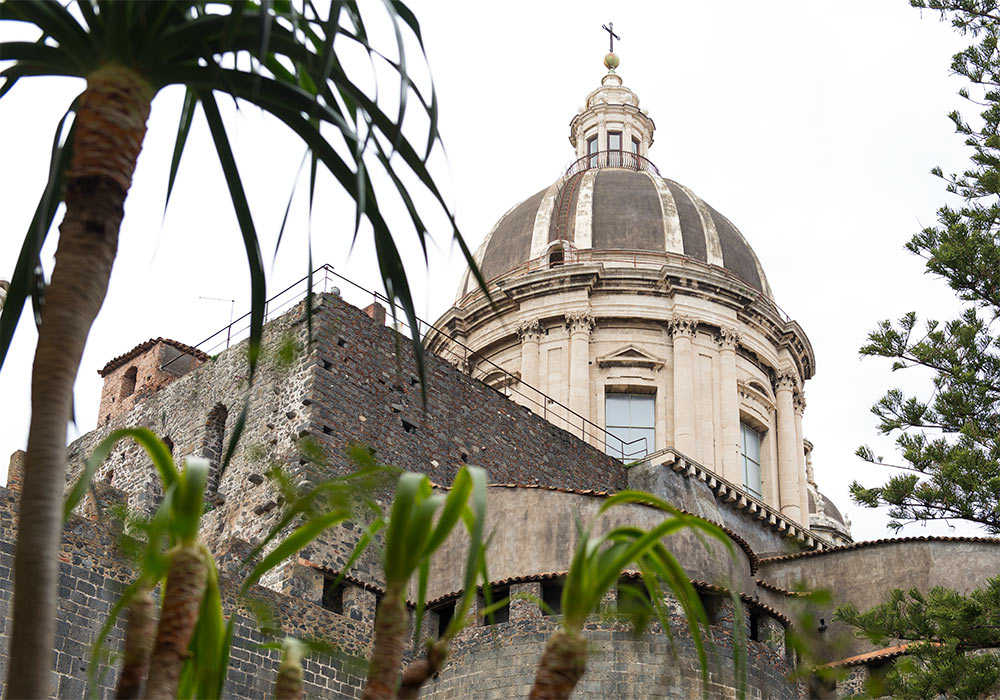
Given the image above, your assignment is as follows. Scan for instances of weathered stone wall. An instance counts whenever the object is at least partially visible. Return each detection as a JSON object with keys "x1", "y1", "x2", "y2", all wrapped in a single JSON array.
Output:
[
  {"x1": 97, "y1": 341, "x2": 204, "y2": 425},
  {"x1": 423, "y1": 487, "x2": 757, "y2": 602},
  {"x1": 308, "y1": 293, "x2": 627, "y2": 491},
  {"x1": 68, "y1": 303, "x2": 315, "y2": 535},
  {"x1": 758, "y1": 537, "x2": 1000, "y2": 660},
  {"x1": 628, "y1": 458, "x2": 808, "y2": 558},
  {"x1": 422, "y1": 590, "x2": 796, "y2": 700},
  {"x1": 0, "y1": 486, "x2": 376, "y2": 699},
  {"x1": 69, "y1": 293, "x2": 626, "y2": 551},
  {"x1": 0, "y1": 475, "x2": 799, "y2": 698}
]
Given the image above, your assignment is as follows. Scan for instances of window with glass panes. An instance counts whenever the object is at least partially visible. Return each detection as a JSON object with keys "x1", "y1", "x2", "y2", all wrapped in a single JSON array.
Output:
[
  {"x1": 587, "y1": 135, "x2": 599, "y2": 167},
  {"x1": 605, "y1": 393, "x2": 655, "y2": 459},
  {"x1": 607, "y1": 131, "x2": 622, "y2": 166},
  {"x1": 740, "y1": 422, "x2": 763, "y2": 498}
]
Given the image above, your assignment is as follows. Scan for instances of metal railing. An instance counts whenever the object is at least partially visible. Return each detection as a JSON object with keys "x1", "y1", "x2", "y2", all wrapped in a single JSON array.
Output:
[
  {"x1": 162, "y1": 264, "x2": 649, "y2": 462},
  {"x1": 565, "y1": 149, "x2": 660, "y2": 177}
]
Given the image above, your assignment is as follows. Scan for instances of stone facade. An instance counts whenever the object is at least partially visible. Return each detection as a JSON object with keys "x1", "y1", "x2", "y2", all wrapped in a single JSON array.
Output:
[{"x1": 96, "y1": 338, "x2": 208, "y2": 425}]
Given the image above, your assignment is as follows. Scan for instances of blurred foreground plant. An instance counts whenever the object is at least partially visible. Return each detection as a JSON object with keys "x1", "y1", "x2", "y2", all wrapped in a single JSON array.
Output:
[
  {"x1": 354, "y1": 465, "x2": 488, "y2": 700},
  {"x1": 67, "y1": 428, "x2": 226, "y2": 699},
  {"x1": 0, "y1": 2, "x2": 482, "y2": 692},
  {"x1": 529, "y1": 490, "x2": 747, "y2": 700},
  {"x1": 69, "y1": 432, "x2": 391, "y2": 698}
]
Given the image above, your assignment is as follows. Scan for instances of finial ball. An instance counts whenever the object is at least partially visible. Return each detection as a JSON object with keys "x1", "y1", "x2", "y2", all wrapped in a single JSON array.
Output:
[{"x1": 603, "y1": 52, "x2": 619, "y2": 71}]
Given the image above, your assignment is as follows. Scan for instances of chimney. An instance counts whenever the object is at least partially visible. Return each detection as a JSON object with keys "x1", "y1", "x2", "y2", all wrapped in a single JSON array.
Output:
[
  {"x1": 6, "y1": 450, "x2": 25, "y2": 491},
  {"x1": 363, "y1": 303, "x2": 386, "y2": 325}
]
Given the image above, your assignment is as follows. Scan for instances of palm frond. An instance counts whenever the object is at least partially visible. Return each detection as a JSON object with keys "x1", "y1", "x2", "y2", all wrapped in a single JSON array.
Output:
[
  {"x1": 199, "y1": 89, "x2": 266, "y2": 380},
  {"x1": 0, "y1": 108, "x2": 75, "y2": 373}
]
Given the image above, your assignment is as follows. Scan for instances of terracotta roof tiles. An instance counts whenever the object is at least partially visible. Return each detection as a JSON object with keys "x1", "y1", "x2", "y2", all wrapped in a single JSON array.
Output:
[
  {"x1": 823, "y1": 643, "x2": 921, "y2": 669},
  {"x1": 98, "y1": 337, "x2": 209, "y2": 376}
]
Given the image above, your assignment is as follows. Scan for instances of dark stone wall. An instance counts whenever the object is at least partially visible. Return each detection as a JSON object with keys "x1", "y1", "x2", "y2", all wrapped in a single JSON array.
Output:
[
  {"x1": 308, "y1": 293, "x2": 627, "y2": 492},
  {"x1": 0, "y1": 487, "x2": 374, "y2": 699},
  {"x1": 423, "y1": 600, "x2": 796, "y2": 700}
]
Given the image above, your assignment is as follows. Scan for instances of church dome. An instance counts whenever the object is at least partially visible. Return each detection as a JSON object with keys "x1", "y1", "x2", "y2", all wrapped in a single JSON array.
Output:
[
  {"x1": 809, "y1": 489, "x2": 847, "y2": 527},
  {"x1": 457, "y1": 168, "x2": 772, "y2": 301},
  {"x1": 431, "y1": 56, "x2": 822, "y2": 533}
]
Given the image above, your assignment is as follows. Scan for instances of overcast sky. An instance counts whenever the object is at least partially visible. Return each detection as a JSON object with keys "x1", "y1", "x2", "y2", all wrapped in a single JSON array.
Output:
[{"x1": 0, "y1": 2, "x2": 981, "y2": 542}]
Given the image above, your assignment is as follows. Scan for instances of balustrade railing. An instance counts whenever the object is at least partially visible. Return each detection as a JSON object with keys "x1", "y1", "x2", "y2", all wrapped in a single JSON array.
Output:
[{"x1": 565, "y1": 149, "x2": 660, "y2": 177}]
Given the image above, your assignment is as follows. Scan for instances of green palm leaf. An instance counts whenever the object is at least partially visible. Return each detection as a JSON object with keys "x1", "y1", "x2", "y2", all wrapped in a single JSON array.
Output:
[{"x1": 2, "y1": 2, "x2": 482, "y2": 694}]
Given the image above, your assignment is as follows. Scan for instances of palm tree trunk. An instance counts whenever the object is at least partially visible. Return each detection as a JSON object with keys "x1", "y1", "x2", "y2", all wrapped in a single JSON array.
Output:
[
  {"x1": 6, "y1": 65, "x2": 152, "y2": 700},
  {"x1": 273, "y1": 639, "x2": 307, "y2": 700},
  {"x1": 397, "y1": 639, "x2": 449, "y2": 699},
  {"x1": 529, "y1": 629, "x2": 588, "y2": 699},
  {"x1": 143, "y1": 545, "x2": 208, "y2": 699},
  {"x1": 116, "y1": 582, "x2": 157, "y2": 699},
  {"x1": 361, "y1": 585, "x2": 408, "y2": 700}
]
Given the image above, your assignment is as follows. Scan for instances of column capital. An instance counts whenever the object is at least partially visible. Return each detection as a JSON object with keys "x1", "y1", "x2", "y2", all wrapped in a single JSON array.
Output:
[
  {"x1": 668, "y1": 315, "x2": 697, "y2": 339},
  {"x1": 715, "y1": 326, "x2": 741, "y2": 350},
  {"x1": 794, "y1": 391, "x2": 807, "y2": 414},
  {"x1": 517, "y1": 319, "x2": 543, "y2": 342},
  {"x1": 565, "y1": 312, "x2": 594, "y2": 335},
  {"x1": 774, "y1": 368, "x2": 797, "y2": 393}
]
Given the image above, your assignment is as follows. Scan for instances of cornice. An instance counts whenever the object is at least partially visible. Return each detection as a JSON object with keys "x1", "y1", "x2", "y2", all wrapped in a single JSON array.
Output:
[
  {"x1": 431, "y1": 260, "x2": 816, "y2": 382},
  {"x1": 638, "y1": 449, "x2": 832, "y2": 553}
]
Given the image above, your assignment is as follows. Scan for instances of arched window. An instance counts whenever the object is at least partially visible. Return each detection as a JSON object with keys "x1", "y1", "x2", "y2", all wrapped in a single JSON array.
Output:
[
  {"x1": 163, "y1": 436, "x2": 174, "y2": 455},
  {"x1": 202, "y1": 404, "x2": 228, "y2": 497},
  {"x1": 547, "y1": 242, "x2": 567, "y2": 269},
  {"x1": 120, "y1": 366, "x2": 138, "y2": 399}
]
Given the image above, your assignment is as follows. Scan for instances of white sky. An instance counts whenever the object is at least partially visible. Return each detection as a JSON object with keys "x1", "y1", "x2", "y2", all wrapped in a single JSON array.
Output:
[{"x1": 0, "y1": 2, "x2": 982, "y2": 542}]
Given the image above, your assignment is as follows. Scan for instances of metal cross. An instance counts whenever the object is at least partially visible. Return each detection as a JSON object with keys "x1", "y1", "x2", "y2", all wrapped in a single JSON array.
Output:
[{"x1": 602, "y1": 22, "x2": 620, "y2": 53}]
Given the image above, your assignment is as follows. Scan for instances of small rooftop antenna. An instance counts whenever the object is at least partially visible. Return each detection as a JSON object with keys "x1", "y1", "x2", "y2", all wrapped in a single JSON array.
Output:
[{"x1": 199, "y1": 296, "x2": 236, "y2": 349}]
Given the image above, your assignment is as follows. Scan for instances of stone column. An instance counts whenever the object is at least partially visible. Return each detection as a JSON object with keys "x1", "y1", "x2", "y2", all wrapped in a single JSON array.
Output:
[
  {"x1": 669, "y1": 317, "x2": 697, "y2": 456},
  {"x1": 716, "y1": 327, "x2": 741, "y2": 485},
  {"x1": 794, "y1": 392, "x2": 809, "y2": 526},
  {"x1": 774, "y1": 370, "x2": 801, "y2": 524},
  {"x1": 517, "y1": 320, "x2": 542, "y2": 413},
  {"x1": 566, "y1": 313, "x2": 594, "y2": 439}
]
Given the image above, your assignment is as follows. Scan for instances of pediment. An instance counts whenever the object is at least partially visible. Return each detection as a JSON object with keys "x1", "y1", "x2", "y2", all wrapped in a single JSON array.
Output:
[{"x1": 597, "y1": 344, "x2": 664, "y2": 370}]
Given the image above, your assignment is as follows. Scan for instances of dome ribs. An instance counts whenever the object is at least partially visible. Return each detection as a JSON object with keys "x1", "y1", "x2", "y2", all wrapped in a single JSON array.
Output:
[
  {"x1": 663, "y1": 180, "x2": 708, "y2": 263},
  {"x1": 471, "y1": 174, "x2": 772, "y2": 299},
  {"x1": 549, "y1": 171, "x2": 586, "y2": 245}
]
